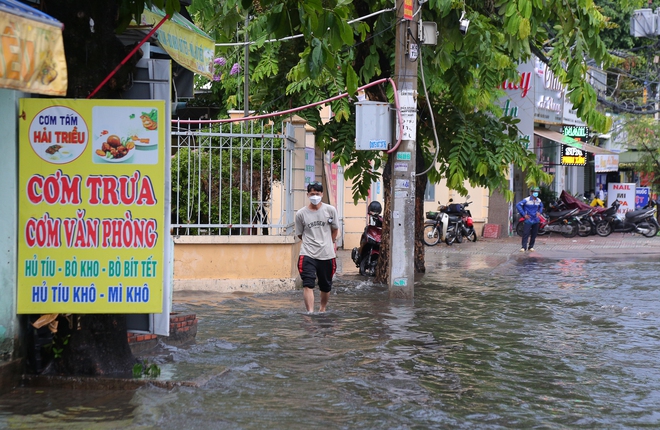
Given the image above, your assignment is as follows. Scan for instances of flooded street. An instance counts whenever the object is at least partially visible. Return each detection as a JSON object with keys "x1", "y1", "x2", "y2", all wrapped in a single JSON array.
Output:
[{"x1": 2, "y1": 247, "x2": 660, "y2": 428}]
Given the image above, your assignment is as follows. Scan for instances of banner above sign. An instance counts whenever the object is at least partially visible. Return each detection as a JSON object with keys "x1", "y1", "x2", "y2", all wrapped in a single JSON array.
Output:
[
  {"x1": 0, "y1": 3, "x2": 67, "y2": 95},
  {"x1": 140, "y1": 7, "x2": 215, "y2": 79}
]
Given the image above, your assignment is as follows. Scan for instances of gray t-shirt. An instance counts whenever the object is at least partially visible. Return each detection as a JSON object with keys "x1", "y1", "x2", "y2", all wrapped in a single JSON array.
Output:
[{"x1": 295, "y1": 203, "x2": 339, "y2": 260}]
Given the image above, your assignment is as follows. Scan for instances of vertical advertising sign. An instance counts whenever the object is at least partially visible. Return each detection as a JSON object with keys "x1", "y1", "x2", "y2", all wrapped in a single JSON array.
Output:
[
  {"x1": 18, "y1": 99, "x2": 166, "y2": 314},
  {"x1": 636, "y1": 187, "x2": 650, "y2": 209},
  {"x1": 533, "y1": 57, "x2": 564, "y2": 125},
  {"x1": 499, "y1": 60, "x2": 535, "y2": 149},
  {"x1": 608, "y1": 183, "x2": 636, "y2": 216},
  {"x1": 304, "y1": 148, "x2": 315, "y2": 186}
]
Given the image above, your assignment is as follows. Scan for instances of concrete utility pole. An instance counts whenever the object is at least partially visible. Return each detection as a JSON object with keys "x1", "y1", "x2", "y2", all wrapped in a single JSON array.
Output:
[{"x1": 389, "y1": 0, "x2": 419, "y2": 299}]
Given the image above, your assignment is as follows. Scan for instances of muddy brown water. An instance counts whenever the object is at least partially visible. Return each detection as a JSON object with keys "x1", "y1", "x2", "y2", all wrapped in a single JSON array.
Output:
[{"x1": 2, "y1": 249, "x2": 660, "y2": 429}]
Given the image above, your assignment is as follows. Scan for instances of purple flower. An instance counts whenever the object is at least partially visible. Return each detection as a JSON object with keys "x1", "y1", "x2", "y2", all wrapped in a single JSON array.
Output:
[
  {"x1": 213, "y1": 74, "x2": 222, "y2": 81},
  {"x1": 213, "y1": 57, "x2": 227, "y2": 66},
  {"x1": 230, "y1": 63, "x2": 241, "y2": 75}
]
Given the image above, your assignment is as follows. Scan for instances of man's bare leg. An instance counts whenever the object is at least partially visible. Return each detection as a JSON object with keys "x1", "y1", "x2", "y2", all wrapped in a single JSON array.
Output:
[
  {"x1": 319, "y1": 291, "x2": 330, "y2": 312},
  {"x1": 303, "y1": 287, "x2": 315, "y2": 313}
]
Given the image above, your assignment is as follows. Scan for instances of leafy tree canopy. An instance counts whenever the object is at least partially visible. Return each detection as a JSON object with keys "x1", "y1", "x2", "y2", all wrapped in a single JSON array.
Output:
[{"x1": 188, "y1": 0, "x2": 621, "y2": 200}]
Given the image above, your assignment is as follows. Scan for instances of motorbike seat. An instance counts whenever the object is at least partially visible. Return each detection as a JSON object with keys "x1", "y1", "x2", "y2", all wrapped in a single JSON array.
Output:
[
  {"x1": 547, "y1": 209, "x2": 576, "y2": 218},
  {"x1": 447, "y1": 214, "x2": 462, "y2": 222},
  {"x1": 625, "y1": 208, "x2": 653, "y2": 219},
  {"x1": 601, "y1": 206, "x2": 617, "y2": 217}
]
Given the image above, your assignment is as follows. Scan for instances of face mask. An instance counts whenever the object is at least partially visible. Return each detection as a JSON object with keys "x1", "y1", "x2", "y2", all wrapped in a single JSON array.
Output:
[
  {"x1": 532, "y1": 192, "x2": 539, "y2": 198},
  {"x1": 309, "y1": 195, "x2": 322, "y2": 205}
]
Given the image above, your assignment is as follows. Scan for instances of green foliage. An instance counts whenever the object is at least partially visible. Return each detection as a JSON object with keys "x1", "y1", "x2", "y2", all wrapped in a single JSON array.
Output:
[
  {"x1": 619, "y1": 117, "x2": 660, "y2": 193},
  {"x1": 133, "y1": 360, "x2": 161, "y2": 378},
  {"x1": 171, "y1": 125, "x2": 281, "y2": 234},
  {"x1": 117, "y1": 0, "x2": 181, "y2": 33},
  {"x1": 188, "y1": 0, "x2": 615, "y2": 201},
  {"x1": 45, "y1": 334, "x2": 70, "y2": 359}
]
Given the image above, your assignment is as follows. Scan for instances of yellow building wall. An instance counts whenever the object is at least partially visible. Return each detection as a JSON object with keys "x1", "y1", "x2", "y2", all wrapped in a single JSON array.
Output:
[{"x1": 173, "y1": 236, "x2": 301, "y2": 293}]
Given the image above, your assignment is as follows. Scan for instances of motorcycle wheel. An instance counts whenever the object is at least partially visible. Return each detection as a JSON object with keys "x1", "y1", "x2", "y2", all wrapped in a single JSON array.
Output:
[
  {"x1": 577, "y1": 223, "x2": 592, "y2": 237},
  {"x1": 561, "y1": 223, "x2": 578, "y2": 238},
  {"x1": 445, "y1": 231, "x2": 456, "y2": 246},
  {"x1": 641, "y1": 223, "x2": 659, "y2": 238},
  {"x1": 423, "y1": 224, "x2": 441, "y2": 246},
  {"x1": 456, "y1": 230, "x2": 464, "y2": 243},
  {"x1": 466, "y1": 229, "x2": 478, "y2": 242},
  {"x1": 516, "y1": 222, "x2": 524, "y2": 237},
  {"x1": 595, "y1": 220, "x2": 612, "y2": 237},
  {"x1": 359, "y1": 254, "x2": 377, "y2": 277}
]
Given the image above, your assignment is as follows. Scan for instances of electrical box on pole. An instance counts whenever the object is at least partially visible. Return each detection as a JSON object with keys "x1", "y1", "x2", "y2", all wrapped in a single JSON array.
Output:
[
  {"x1": 630, "y1": 9, "x2": 657, "y2": 37},
  {"x1": 355, "y1": 101, "x2": 395, "y2": 151}
]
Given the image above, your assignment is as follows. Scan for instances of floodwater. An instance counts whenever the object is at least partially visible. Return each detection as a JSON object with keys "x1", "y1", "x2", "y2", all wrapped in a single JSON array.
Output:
[{"x1": 2, "y1": 252, "x2": 660, "y2": 429}]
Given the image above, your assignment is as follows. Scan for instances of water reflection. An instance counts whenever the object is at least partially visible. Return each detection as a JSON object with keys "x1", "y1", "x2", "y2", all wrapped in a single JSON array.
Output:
[{"x1": 1, "y1": 255, "x2": 660, "y2": 428}]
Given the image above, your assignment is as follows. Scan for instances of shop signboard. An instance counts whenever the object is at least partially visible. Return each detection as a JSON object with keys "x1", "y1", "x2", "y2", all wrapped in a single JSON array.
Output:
[
  {"x1": 499, "y1": 60, "x2": 535, "y2": 148},
  {"x1": 17, "y1": 98, "x2": 166, "y2": 314},
  {"x1": 608, "y1": 183, "x2": 636, "y2": 215},
  {"x1": 595, "y1": 154, "x2": 619, "y2": 173},
  {"x1": 636, "y1": 187, "x2": 650, "y2": 209},
  {"x1": 560, "y1": 144, "x2": 586, "y2": 166},
  {"x1": 533, "y1": 58, "x2": 564, "y2": 125}
]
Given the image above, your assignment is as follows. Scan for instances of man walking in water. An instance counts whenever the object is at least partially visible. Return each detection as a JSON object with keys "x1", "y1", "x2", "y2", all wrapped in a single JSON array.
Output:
[
  {"x1": 295, "y1": 182, "x2": 339, "y2": 313},
  {"x1": 516, "y1": 186, "x2": 544, "y2": 252}
]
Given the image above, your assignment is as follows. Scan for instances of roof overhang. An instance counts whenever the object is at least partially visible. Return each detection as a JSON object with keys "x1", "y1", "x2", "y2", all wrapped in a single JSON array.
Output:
[{"x1": 0, "y1": 0, "x2": 67, "y2": 95}]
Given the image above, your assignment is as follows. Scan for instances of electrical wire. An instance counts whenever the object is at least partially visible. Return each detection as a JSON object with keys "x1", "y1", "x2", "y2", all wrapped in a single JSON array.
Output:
[
  {"x1": 172, "y1": 77, "x2": 405, "y2": 154},
  {"x1": 214, "y1": 7, "x2": 396, "y2": 47}
]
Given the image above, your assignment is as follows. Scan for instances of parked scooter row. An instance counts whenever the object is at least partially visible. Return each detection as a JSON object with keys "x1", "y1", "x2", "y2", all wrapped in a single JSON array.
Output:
[
  {"x1": 595, "y1": 199, "x2": 659, "y2": 237},
  {"x1": 423, "y1": 197, "x2": 477, "y2": 246},
  {"x1": 515, "y1": 190, "x2": 659, "y2": 238},
  {"x1": 515, "y1": 199, "x2": 580, "y2": 238}
]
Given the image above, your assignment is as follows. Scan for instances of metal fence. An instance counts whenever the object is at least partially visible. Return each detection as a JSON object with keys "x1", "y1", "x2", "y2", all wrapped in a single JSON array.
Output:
[{"x1": 171, "y1": 119, "x2": 295, "y2": 236}]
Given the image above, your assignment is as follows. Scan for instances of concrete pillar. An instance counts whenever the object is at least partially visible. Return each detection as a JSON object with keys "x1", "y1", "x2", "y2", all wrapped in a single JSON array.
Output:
[{"x1": 0, "y1": 89, "x2": 21, "y2": 389}]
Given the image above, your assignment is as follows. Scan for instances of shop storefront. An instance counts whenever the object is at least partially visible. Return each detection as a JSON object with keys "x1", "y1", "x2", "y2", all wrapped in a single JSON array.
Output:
[{"x1": 499, "y1": 57, "x2": 619, "y2": 232}]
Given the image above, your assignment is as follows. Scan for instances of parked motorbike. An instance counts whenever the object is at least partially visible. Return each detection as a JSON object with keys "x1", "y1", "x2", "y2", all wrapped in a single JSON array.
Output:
[
  {"x1": 576, "y1": 208, "x2": 599, "y2": 237},
  {"x1": 460, "y1": 202, "x2": 478, "y2": 242},
  {"x1": 423, "y1": 202, "x2": 450, "y2": 246},
  {"x1": 351, "y1": 201, "x2": 383, "y2": 276},
  {"x1": 444, "y1": 198, "x2": 477, "y2": 244},
  {"x1": 424, "y1": 197, "x2": 476, "y2": 246},
  {"x1": 595, "y1": 199, "x2": 659, "y2": 237}
]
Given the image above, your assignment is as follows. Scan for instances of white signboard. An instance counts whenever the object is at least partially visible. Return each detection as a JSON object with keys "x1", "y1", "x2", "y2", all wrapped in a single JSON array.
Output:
[
  {"x1": 608, "y1": 183, "x2": 636, "y2": 216},
  {"x1": 595, "y1": 154, "x2": 619, "y2": 173},
  {"x1": 397, "y1": 91, "x2": 417, "y2": 141}
]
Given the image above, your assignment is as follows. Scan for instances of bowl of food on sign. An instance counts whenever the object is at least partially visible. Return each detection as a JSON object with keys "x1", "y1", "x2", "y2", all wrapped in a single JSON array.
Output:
[
  {"x1": 44, "y1": 144, "x2": 74, "y2": 161},
  {"x1": 94, "y1": 134, "x2": 135, "y2": 163}
]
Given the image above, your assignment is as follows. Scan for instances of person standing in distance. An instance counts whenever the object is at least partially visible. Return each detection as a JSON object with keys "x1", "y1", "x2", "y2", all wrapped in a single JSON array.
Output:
[
  {"x1": 295, "y1": 182, "x2": 339, "y2": 313},
  {"x1": 516, "y1": 186, "x2": 544, "y2": 252}
]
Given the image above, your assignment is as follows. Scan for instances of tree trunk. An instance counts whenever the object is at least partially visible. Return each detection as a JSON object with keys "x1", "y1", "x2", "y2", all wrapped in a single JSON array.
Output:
[
  {"x1": 29, "y1": 0, "x2": 141, "y2": 375},
  {"x1": 375, "y1": 157, "x2": 392, "y2": 283},
  {"x1": 414, "y1": 140, "x2": 427, "y2": 273}
]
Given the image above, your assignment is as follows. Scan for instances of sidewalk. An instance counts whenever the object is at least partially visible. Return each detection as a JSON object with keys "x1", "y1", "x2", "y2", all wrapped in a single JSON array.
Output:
[{"x1": 336, "y1": 233, "x2": 660, "y2": 276}]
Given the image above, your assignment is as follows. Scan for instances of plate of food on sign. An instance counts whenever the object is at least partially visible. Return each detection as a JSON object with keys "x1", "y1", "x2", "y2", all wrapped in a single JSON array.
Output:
[
  {"x1": 126, "y1": 109, "x2": 159, "y2": 148},
  {"x1": 94, "y1": 133, "x2": 135, "y2": 163}
]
